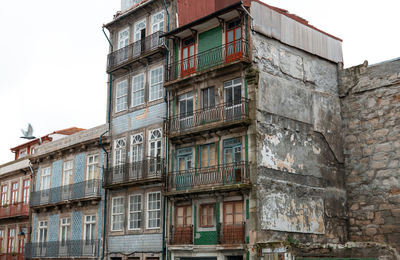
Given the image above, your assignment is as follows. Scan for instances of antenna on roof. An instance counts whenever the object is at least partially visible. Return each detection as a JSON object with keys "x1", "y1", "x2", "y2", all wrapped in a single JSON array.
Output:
[{"x1": 20, "y1": 123, "x2": 36, "y2": 140}]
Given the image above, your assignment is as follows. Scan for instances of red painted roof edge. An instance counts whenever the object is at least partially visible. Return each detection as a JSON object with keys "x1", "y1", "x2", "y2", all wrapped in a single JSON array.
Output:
[
  {"x1": 246, "y1": 0, "x2": 343, "y2": 42},
  {"x1": 10, "y1": 136, "x2": 52, "y2": 152}
]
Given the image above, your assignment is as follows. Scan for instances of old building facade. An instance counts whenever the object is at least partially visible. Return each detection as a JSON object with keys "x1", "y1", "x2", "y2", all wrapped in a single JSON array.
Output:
[{"x1": 24, "y1": 125, "x2": 109, "y2": 259}]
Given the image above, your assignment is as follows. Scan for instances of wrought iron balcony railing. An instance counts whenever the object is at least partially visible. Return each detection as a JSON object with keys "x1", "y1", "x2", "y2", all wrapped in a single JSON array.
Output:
[
  {"x1": 107, "y1": 31, "x2": 165, "y2": 72},
  {"x1": 170, "y1": 225, "x2": 193, "y2": 245},
  {"x1": 166, "y1": 98, "x2": 249, "y2": 136},
  {"x1": 165, "y1": 39, "x2": 249, "y2": 82},
  {"x1": 0, "y1": 202, "x2": 29, "y2": 219},
  {"x1": 218, "y1": 222, "x2": 245, "y2": 244},
  {"x1": 103, "y1": 157, "x2": 164, "y2": 188},
  {"x1": 24, "y1": 240, "x2": 99, "y2": 258},
  {"x1": 0, "y1": 253, "x2": 24, "y2": 260},
  {"x1": 30, "y1": 179, "x2": 101, "y2": 208},
  {"x1": 167, "y1": 162, "x2": 249, "y2": 193}
]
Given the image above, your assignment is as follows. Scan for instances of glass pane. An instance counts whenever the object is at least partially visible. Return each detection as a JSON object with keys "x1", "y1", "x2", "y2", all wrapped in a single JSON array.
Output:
[
  {"x1": 225, "y1": 149, "x2": 233, "y2": 164},
  {"x1": 235, "y1": 28, "x2": 241, "y2": 40},
  {"x1": 225, "y1": 203, "x2": 233, "y2": 214},
  {"x1": 227, "y1": 31, "x2": 234, "y2": 43}
]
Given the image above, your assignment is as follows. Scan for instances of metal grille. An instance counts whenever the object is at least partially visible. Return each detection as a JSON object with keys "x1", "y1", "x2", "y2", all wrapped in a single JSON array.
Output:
[{"x1": 24, "y1": 240, "x2": 99, "y2": 258}]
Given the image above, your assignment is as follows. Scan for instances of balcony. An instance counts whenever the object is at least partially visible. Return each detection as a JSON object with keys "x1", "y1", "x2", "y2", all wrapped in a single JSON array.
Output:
[
  {"x1": 107, "y1": 31, "x2": 165, "y2": 73},
  {"x1": 30, "y1": 179, "x2": 101, "y2": 208},
  {"x1": 165, "y1": 40, "x2": 249, "y2": 83},
  {"x1": 167, "y1": 98, "x2": 250, "y2": 139},
  {"x1": 0, "y1": 202, "x2": 29, "y2": 219},
  {"x1": 219, "y1": 223, "x2": 245, "y2": 245},
  {"x1": 25, "y1": 240, "x2": 99, "y2": 258},
  {"x1": 103, "y1": 157, "x2": 164, "y2": 189},
  {"x1": 170, "y1": 225, "x2": 193, "y2": 245},
  {"x1": 167, "y1": 162, "x2": 250, "y2": 195}
]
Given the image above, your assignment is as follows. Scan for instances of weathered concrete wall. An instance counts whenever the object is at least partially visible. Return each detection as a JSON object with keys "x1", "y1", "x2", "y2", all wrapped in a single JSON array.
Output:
[
  {"x1": 339, "y1": 59, "x2": 400, "y2": 254},
  {"x1": 252, "y1": 33, "x2": 347, "y2": 245}
]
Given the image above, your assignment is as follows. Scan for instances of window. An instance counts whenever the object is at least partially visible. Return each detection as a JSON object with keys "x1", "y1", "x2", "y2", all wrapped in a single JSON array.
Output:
[
  {"x1": 177, "y1": 147, "x2": 193, "y2": 171},
  {"x1": 128, "y1": 194, "x2": 142, "y2": 230},
  {"x1": 179, "y1": 93, "x2": 193, "y2": 117},
  {"x1": 200, "y1": 204, "x2": 215, "y2": 227},
  {"x1": 7, "y1": 228, "x2": 15, "y2": 253},
  {"x1": 41, "y1": 167, "x2": 51, "y2": 190},
  {"x1": 87, "y1": 154, "x2": 99, "y2": 180},
  {"x1": 23, "y1": 180, "x2": 30, "y2": 204},
  {"x1": 10, "y1": 182, "x2": 18, "y2": 204},
  {"x1": 118, "y1": 27, "x2": 130, "y2": 49},
  {"x1": 0, "y1": 185, "x2": 7, "y2": 206},
  {"x1": 60, "y1": 218, "x2": 71, "y2": 243},
  {"x1": 30, "y1": 145, "x2": 38, "y2": 155},
  {"x1": 226, "y1": 19, "x2": 242, "y2": 61},
  {"x1": 63, "y1": 161, "x2": 73, "y2": 186},
  {"x1": 149, "y1": 129, "x2": 162, "y2": 158},
  {"x1": 202, "y1": 87, "x2": 215, "y2": 109},
  {"x1": 224, "y1": 78, "x2": 242, "y2": 106},
  {"x1": 18, "y1": 227, "x2": 27, "y2": 254},
  {"x1": 224, "y1": 201, "x2": 243, "y2": 225},
  {"x1": 149, "y1": 67, "x2": 163, "y2": 101},
  {"x1": 223, "y1": 138, "x2": 242, "y2": 164},
  {"x1": 134, "y1": 19, "x2": 146, "y2": 42},
  {"x1": 116, "y1": 80, "x2": 128, "y2": 112},
  {"x1": 181, "y1": 37, "x2": 196, "y2": 76},
  {"x1": 0, "y1": 229, "x2": 3, "y2": 253},
  {"x1": 19, "y1": 148, "x2": 27, "y2": 158},
  {"x1": 132, "y1": 73, "x2": 145, "y2": 107},
  {"x1": 131, "y1": 133, "x2": 143, "y2": 163},
  {"x1": 84, "y1": 215, "x2": 96, "y2": 241},
  {"x1": 114, "y1": 138, "x2": 126, "y2": 166},
  {"x1": 147, "y1": 192, "x2": 161, "y2": 229},
  {"x1": 200, "y1": 143, "x2": 216, "y2": 168},
  {"x1": 176, "y1": 205, "x2": 192, "y2": 227},
  {"x1": 38, "y1": 221, "x2": 48, "y2": 243},
  {"x1": 151, "y1": 11, "x2": 164, "y2": 33},
  {"x1": 112, "y1": 197, "x2": 124, "y2": 231},
  {"x1": 121, "y1": 0, "x2": 142, "y2": 11}
]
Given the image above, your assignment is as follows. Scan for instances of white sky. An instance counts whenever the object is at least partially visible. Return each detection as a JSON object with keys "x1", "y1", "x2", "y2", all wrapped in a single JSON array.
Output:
[{"x1": 0, "y1": 0, "x2": 399, "y2": 164}]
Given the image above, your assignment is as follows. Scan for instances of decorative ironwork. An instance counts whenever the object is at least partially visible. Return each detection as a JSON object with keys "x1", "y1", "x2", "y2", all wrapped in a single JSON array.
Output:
[
  {"x1": 165, "y1": 39, "x2": 249, "y2": 82},
  {"x1": 107, "y1": 31, "x2": 165, "y2": 72},
  {"x1": 166, "y1": 98, "x2": 249, "y2": 135},
  {"x1": 30, "y1": 179, "x2": 101, "y2": 207},
  {"x1": 0, "y1": 253, "x2": 24, "y2": 260},
  {"x1": 219, "y1": 222, "x2": 245, "y2": 244},
  {"x1": 167, "y1": 162, "x2": 249, "y2": 192},
  {"x1": 0, "y1": 202, "x2": 29, "y2": 219},
  {"x1": 103, "y1": 157, "x2": 164, "y2": 187},
  {"x1": 170, "y1": 225, "x2": 193, "y2": 245},
  {"x1": 24, "y1": 240, "x2": 99, "y2": 258}
]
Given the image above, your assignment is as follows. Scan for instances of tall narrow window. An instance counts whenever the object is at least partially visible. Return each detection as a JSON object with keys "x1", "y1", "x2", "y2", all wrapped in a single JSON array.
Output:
[
  {"x1": 111, "y1": 197, "x2": 124, "y2": 231},
  {"x1": 60, "y1": 218, "x2": 71, "y2": 244},
  {"x1": 1, "y1": 185, "x2": 8, "y2": 206},
  {"x1": 0, "y1": 230, "x2": 4, "y2": 254},
  {"x1": 202, "y1": 87, "x2": 215, "y2": 109},
  {"x1": 149, "y1": 129, "x2": 162, "y2": 158},
  {"x1": 84, "y1": 215, "x2": 96, "y2": 241},
  {"x1": 116, "y1": 80, "x2": 128, "y2": 113},
  {"x1": 7, "y1": 228, "x2": 15, "y2": 254},
  {"x1": 200, "y1": 143, "x2": 216, "y2": 168},
  {"x1": 131, "y1": 134, "x2": 143, "y2": 163},
  {"x1": 87, "y1": 155, "x2": 99, "y2": 180},
  {"x1": 63, "y1": 161, "x2": 73, "y2": 186},
  {"x1": 151, "y1": 11, "x2": 164, "y2": 33},
  {"x1": 181, "y1": 37, "x2": 196, "y2": 76},
  {"x1": 118, "y1": 27, "x2": 130, "y2": 50},
  {"x1": 224, "y1": 201, "x2": 243, "y2": 225},
  {"x1": 149, "y1": 67, "x2": 163, "y2": 101},
  {"x1": 200, "y1": 204, "x2": 215, "y2": 227},
  {"x1": 147, "y1": 192, "x2": 161, "y2": 229},
  {"x1": 132, "y1": 73, "x2": 145, "y2": 107},
  {"x1": 134, "y1": 19, "x2": 146, "y2": 42},
  {"x1": 179, "y1": 93, "x2": 194, "y2": 130},
  {"x1": 10, "y1": 182, "x2": 18, "y2": 204},
  {"x1": 114, "y1": 138, "x2": 127, "y2": 166},
  {"x1": 23, "y1": 180, "x2": 30, "y2": 204},
  {"x1": 224, "y1": 78, "x2": 242, "y2": 120},
  {"x1": 38, "y1": 221, "x2": 48, "y2": 243},
  {"x1": 40, "y1": 168, "x2": 51, "y2": 191},
  {"x1": 128, "y1": 194, "x2": 142, "y2": 230},
  {"x1": 176, "y1": 205, "x2": 192, "y2": 227},
  {"x1": 226, "y1": 19, "x2": 242, "y2": 62}
]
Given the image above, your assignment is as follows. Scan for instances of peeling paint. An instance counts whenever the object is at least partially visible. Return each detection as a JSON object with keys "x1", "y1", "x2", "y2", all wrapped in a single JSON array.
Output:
[
  {"x1": 312, "y1": 145, "x2": 321, "y2": 155},
  {"x1": 264, "y1": 132, "x2": 282, "y2": 146},
  {"x1": 260, "y1": 144, "x2": 296, "y2": 173}
]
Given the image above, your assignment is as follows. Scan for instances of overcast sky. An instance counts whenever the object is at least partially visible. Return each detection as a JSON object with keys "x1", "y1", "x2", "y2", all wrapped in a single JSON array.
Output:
[{"x1": 0, "y1": 0, "x2": 399, "y2": 164}]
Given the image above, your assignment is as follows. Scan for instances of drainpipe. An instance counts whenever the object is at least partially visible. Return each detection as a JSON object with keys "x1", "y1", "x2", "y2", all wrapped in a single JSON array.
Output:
[
  {"x1": 162, "y1": 1, "x2": 170, "y2": 260},
  {"x1": 100, "y1": 25, "x2": 113, "y2": 260}
]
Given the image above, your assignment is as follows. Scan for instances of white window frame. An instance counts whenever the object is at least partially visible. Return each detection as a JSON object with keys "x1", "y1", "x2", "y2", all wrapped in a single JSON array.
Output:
[
  {"x1": 59, "y1": 218, "x2": 71, "y2": 243},
  {"x1": 84, "y1": 215, "x2": 96, "y2": 241},
  {"x1": 19, "y1": 148, "x2": 27, "y2": 158},
  {"x1": 118, "y1": 27, "x2": 130, "y2": 50},
  {"x1": 111, "y1": 197, "x2": 124, "y2": 231},
  {"x1": 148, "y1": 129, "x2": 162, "y2": 158},
  {"x1": 128, "y1": 194, "x2": 142, "y2": 230},
  {"x1": 116, "y1": 80, "x2": 128, "y2": 113},
  {"x1": 131, "y1": 133, "x2": 143, "y2": 163},
  {"x1": 134, "y1": 18, "x2": 146, "y2": 42},
  {"x1": 38, "y1": 221, "x2": 48, "y2": 243},
  {"x1": 114, "y1": 138, "x2": 127, "y2": 166},
  {"x1": 147, "y1": 191, "x2": 161, "y2": 229},
  {"x1": 62, "y1": 161, "x2": 73, "y2": 186},
  {"x1": 41, "y1": 167, "x2": 51, "y2": 191},
  {"x1": 131, "y1": 73, "x2": 145, "y2": 107},
  {"x1": 86, "y1": 154, "x2": 99, "y2": 180},
  {"x1": 151, "y1": 11, "x2": 164, "y2": 34},
  {"x1": 149, "y1": 66, "x2": 163, "y2": 102}
]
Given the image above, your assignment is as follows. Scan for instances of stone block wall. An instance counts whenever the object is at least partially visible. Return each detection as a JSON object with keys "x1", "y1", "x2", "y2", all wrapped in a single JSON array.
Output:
[{"x1": 339, "y1": 59, "x2": 400, "y2": 253}]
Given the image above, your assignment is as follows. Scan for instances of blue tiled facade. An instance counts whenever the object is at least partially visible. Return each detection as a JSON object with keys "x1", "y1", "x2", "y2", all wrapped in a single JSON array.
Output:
[
  {"x1": 73, "y1": 153, "x2": 85, "y2": 183},
  {"x1": 48, "y1": 214, "x2": 59, "y2": 241},
  {"x1": 51, "y1": 160, "x2": 62, "y2": 188},
  {"x1": 71, "y1": 211, "x2": 83, "y2": 240}
]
